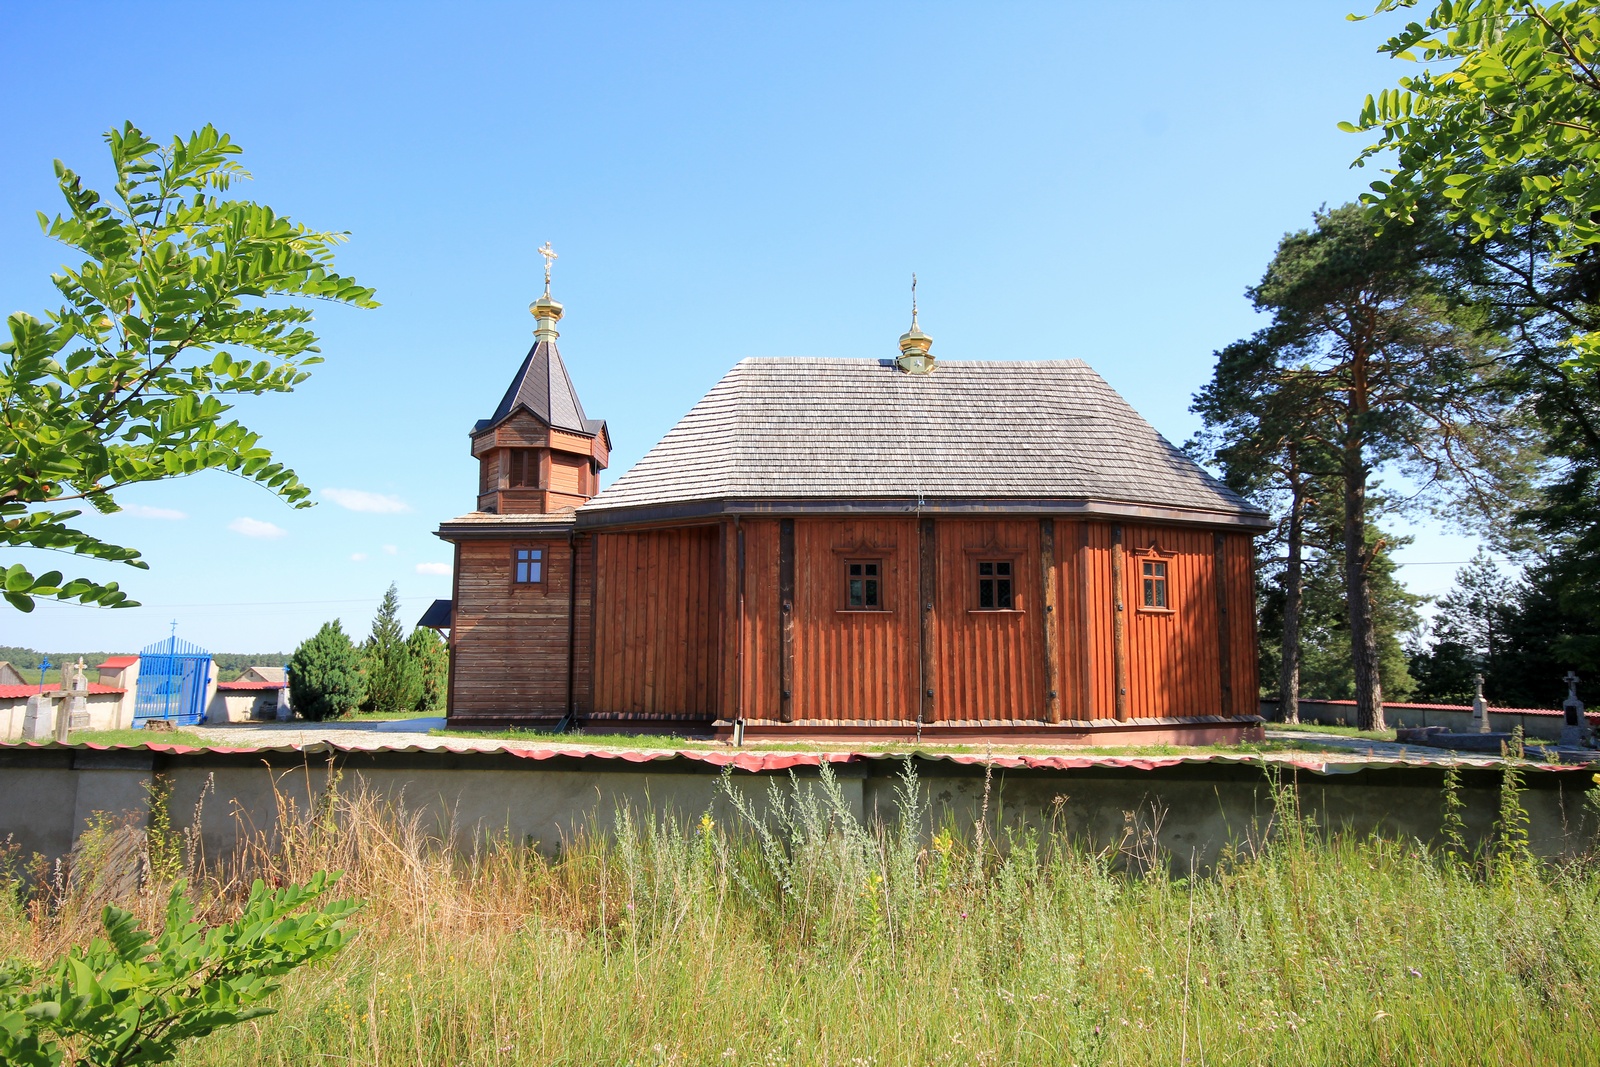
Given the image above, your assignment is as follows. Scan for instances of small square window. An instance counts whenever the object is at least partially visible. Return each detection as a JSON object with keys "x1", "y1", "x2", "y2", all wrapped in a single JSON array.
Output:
[
  {"x1": 514, "y1": 547, "x2": 543, "y2": 584},
  {"x1": 976, "y1": 560, "x2": 1013, "y2": 610},
  {"x1": 845, "y1": 559, "x2": 881, "y2": 609},
  {"x1": 1141, "y1": 559, "x2": 1168, "y2": 608}
]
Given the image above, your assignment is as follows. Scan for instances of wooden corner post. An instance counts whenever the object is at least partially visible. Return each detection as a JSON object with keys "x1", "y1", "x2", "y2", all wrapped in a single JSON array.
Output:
[
  {"x1": 1040, "y1": 517, "x2": 1061, "y2": 723},
  {"x1": 919, "y1": 517, "x2": 937, "y2": 724},
  {"x1": 1111, "y1": 523, "x2": 1129, "y2": 722},
  {"x1": 778, "y1": 518, "x2": 795, "y2": 723},
  {"x1": 1214, "y1": 531, "x2": 1234, "y2": 716}
]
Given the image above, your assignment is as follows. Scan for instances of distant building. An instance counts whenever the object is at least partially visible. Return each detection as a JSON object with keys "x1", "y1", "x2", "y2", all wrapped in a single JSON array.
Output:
[
  {"x1": 433, "y1": 272, "x2": 1268, "y2": 744},
  {"x1": 208, "y1": 666, "x2": 289, "y2": 722}
]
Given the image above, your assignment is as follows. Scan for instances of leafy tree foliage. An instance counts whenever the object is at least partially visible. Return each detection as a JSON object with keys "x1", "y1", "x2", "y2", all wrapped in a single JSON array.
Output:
[
  {"x1": 1492, "y1": 558, "x2": 1600, "y2": 704},
  {"x1": 406, "y1": 626, "x2": 449, "y2": 712},
  {"x1": 1257, "y1": 515, "x2": 1421, "y2": 708},
  {"x1": 287, "y1": 622, "x2": 366, "y2": 722},
  {"x1": 1349, "y1": 1, "x2": 1600, "y2": 372},
  {"x1": 1407, "y1": 550, "x2": 1516, "y2": 702},
  {"x1": 361, "y1": 584, "x2": 422, "y2": 713},
  {"x1": 0, "y1": 124, "x2": 376, "y2": 611},
  {"x1": 0, "y1": 873, "x2": 355, "y2": 1066},
  {"x1": 1193, "y1": 332, "x2": 1340, "y2": 722},
  {"x1": 1196, "y1": 203, "x2": 1523, "y2": 729}
]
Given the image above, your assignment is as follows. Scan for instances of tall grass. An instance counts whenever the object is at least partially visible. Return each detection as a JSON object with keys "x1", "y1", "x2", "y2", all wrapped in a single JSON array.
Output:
[{"x1": 3, "y1": 762, "x2": 1598, "y2": 1065}]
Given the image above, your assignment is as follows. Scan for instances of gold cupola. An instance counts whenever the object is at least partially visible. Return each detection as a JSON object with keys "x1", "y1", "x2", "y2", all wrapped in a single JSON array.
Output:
[{"x1": 896, "y1": 273, "x2": 934, "y2": 374}]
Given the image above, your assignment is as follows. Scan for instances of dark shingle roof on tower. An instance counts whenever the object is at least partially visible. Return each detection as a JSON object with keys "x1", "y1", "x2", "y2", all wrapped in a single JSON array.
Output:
[
  {"x1": 579, "y1": 358, "x2": 1266, "y2": 526},
  {"x1": 475, "y1": 340, "x2": 608, "y2": 438}
]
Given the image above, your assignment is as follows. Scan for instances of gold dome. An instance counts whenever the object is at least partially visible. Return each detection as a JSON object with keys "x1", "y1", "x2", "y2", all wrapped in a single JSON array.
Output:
[{"x1": 896, "y1": 292, "x2": 934, "y2": 374}]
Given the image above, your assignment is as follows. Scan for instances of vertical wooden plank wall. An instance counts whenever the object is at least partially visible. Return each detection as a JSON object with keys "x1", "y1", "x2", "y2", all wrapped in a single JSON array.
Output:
[
  {"x1": 450, "y1": 538, "x2": 577, "y2": 718},
  {"x1": 577, "y1": 516, "x2": 1256, "y2": 726},
  {"x1": 591, "y1": 527, "x2": 721, "y2": 718},
  {"x1": 931, "y1": 519, "x2": 1046, "y2": 721},
  {"x1": 740, "y1": 520, "x2": 782, "y2": 720},
  {"x1": 570, "y1": 534, "x2": 596, "y2": 715},
  {"x1": 790, "y1": 519, "x2": 919, "y2": 722},
  {"x1": 1223, "y1": 531, "x2": 1259, "y2": 717},
  {"x1": 1117, "y1": 524, "x2": 1229, "y2": 719}
]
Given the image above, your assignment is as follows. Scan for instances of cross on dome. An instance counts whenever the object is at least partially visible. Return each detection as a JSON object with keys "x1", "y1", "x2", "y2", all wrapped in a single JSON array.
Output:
[{"x1": 538, "y1": 242, "x2": 558, "y2": 295}]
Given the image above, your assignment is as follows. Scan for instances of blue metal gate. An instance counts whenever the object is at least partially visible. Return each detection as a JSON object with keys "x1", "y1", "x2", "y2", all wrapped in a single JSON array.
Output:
[{"x1": 134, "y1": 636, "x2": 213, "y2": 727}]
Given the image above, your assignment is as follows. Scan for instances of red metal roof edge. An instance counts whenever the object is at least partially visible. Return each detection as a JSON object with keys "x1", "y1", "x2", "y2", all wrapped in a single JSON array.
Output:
[
  {"x1": 216, "y1": 680, "x2": 286, "y2": 691},
  {"x1": 99, "y1": 655, "x2": 139, "y2": 668},
  {"x1": 1, "y1": 739, "x2": 1591, "y2": 775}
]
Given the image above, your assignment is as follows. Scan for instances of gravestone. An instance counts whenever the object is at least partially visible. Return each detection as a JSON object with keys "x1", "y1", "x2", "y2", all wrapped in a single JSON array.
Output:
[
  {"x1": 65, "y1": 658, "x2": 91, "y2": 731},
  {"x1": 1472, "y1": 674, "x2": 1491, "y2": 734},
  {"x1": 20, "y1": 693, "x2": 53, "y2": 740},
  {"x1": 1562, "y1": 671, "x2": 1588, "y2": 746}
]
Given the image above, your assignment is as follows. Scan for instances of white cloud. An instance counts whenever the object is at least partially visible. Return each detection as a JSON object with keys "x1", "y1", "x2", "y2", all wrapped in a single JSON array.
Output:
[
  {"x1": 322, "y1": 488, "x2": 411, "y2": 514},
  {"x1": 383, "y1": 544, "x2": 400, "y2": 555},
  {"x1": 350, "y1": 552, "x2": 368, "y2": 562},
  {"x1": 415, "y1": 562, "x2": 451, "y2": 576},
  {"x1": 228, "y1": 517, "x2": 286, "y2": 539},
  {"x1": 118, "y1": 504, "x2": 188, "y2": 520}
]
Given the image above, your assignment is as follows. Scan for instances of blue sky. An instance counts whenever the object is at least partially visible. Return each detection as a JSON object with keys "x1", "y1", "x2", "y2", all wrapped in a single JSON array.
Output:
[{"x1": 1, "y1": 2, "x2": 1482, "y2": 654}]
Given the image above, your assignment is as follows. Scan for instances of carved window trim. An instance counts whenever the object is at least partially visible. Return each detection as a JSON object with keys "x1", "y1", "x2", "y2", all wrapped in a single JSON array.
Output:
[
  {"x1": 842, "y1": 558, "x2": 886, "y2": 612},
  {"x1": 830, "y1": 542, "x2": 896, "y2": 613},
  {"x1": 1130, "y1": 541, "x2": 1175, "y2": 614}
]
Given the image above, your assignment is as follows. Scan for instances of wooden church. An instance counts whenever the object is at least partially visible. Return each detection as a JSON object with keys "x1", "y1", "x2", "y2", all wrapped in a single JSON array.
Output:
[{"x1": 433, "y1": 262, "x2": 1269, "y2": 744}]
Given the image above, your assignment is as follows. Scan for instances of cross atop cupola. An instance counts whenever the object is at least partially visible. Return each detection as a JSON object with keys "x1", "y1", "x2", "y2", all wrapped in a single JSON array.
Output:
[
  {"x1": 896, "y1": 272, "x2": 935, "y2": 374},
  {"x1": 530, "y1": 241, "x2": 564, "y2": 343}
]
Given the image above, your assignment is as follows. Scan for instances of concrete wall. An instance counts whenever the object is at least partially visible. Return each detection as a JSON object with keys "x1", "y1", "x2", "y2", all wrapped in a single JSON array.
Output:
[
  {"x1": 1, "y1": 748, "x2": 1594, "y2": 876},
  {"x1": 1261, "y1": 699, "x2": 1592, "y2": 741},
  {"x1": 0, "y1": 692, "x2": 133, "y2": 741}
]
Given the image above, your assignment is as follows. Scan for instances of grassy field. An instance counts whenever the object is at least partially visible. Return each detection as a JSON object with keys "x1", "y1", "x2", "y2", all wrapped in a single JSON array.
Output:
[
  {"x1": 3, "y1": 762, "x2": 1598, "y2": 1065},
  {"x1": 2, "y1": 727, "x2": 213, "y2": 748}
]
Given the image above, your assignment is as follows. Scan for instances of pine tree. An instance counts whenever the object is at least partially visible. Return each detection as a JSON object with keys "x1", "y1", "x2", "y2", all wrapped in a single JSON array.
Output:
[
  {"x1": 287, "y1": 621, "x2": 366, "y2": 721},
  {"x1": 362, "y1": 584, "x2": 423, "y2": 713},
  {"x1": 1408, "y1": 551, "x2": 1515, "y2": 703},
  {"x1": 406, "y1": 627, "x2": 449, "y2": 712}
]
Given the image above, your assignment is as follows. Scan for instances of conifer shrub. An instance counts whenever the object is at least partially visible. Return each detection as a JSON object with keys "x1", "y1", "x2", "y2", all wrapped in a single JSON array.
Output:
[
  {"x1": 360, "y1": 585, "x2": 423, "y2": 713},
  {"x1": 405, "y1": 627, "x2": 449, "y2": 712},
  {"x1": 287, "y1": 622, "x2": 366, "y2": 721}
]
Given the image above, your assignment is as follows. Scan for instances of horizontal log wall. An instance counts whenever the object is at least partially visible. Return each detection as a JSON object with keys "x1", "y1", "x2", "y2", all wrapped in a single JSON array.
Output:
[{"x1": 449, "y1": 538, "x2": 577, "y2": 718}]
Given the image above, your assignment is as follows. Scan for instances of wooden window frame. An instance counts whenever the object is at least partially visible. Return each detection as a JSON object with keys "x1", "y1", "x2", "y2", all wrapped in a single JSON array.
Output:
[
  {"x1": 511, "y1": 544, "x2": 546, "y2": 590},
  {"x1": 973, "y1": 557, "x2": 1020, "y2": 612},
  {"x1": 842, "y1": 558, "x2": 886, "y2": 612},
  {"x1": 508, "y1": 449, "x2": 540, "y2": 489},
  {"x1": 1132, "y1": 545, "x2": 1175, "y2": 614}
]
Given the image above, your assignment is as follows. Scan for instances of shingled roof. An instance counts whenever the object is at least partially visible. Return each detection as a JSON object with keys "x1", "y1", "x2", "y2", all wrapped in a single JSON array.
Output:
[
  {"x1": 579, "y1": 358, "x2": 1266, "y2": 527},
  {"x1": 475, "y1": 339, "x2": 608, "y2": 439}
]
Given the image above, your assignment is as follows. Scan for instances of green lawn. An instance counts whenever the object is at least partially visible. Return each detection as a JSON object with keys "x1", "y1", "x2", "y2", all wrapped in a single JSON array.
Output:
[{"x1": 1, "y1": 727, "x2": 212, "y2": 748}]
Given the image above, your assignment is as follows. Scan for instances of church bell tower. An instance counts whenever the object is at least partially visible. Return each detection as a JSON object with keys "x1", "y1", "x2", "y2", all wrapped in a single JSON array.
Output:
[{"x1": 469, "y1": 243, "x2": 610, "y2": 514}]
